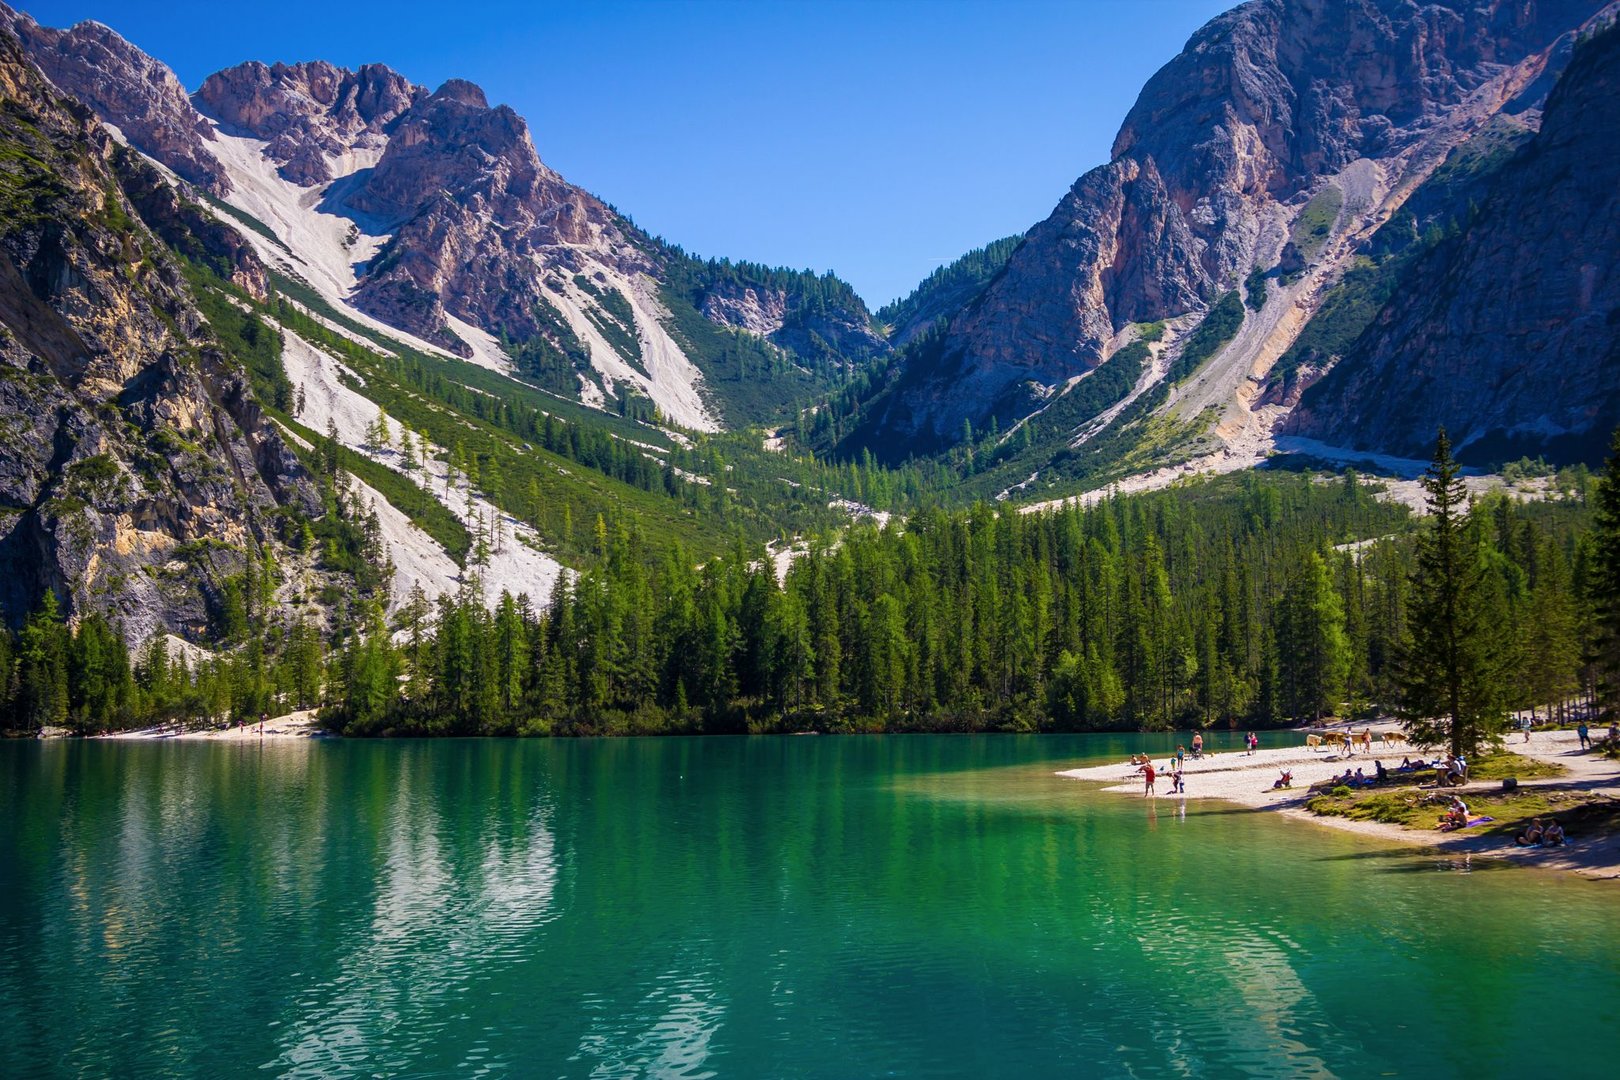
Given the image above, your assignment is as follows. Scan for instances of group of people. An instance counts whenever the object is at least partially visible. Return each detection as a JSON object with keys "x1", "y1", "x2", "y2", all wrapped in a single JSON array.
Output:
[
  {"x1": 1329, "y1": 759, "x2": 1395, "y2": 789},
  {"x1": 1436, "y1": 796, "x2": 1472, "y2": 831},
  {"x1": 1437, "y1": 754, "x2": 1469, "y2": 786},
  {"x1": 1136, "y1": 759, "x2": 1186, "y2": 797},
  {"x1": 1575, "y1": 720, "x2": 1620, "y2": 751},
  {"x1": 1515, "y1": 818, "x2": 1567, "y2": 847}
]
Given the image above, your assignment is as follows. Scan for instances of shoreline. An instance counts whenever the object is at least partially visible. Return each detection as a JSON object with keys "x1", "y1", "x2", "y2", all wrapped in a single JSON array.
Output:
[
  {"x1": 85, "y1": 709, "x2": 327, "y2": 741},
  {"x1": 1057, "y1": 727, "x2": 1620, "y2": 881}
]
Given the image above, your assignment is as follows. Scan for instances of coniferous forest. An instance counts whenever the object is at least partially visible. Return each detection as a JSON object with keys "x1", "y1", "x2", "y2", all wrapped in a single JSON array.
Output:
[{"x1": 4, "y1": 433, "x2": 1613, "y2": 748}]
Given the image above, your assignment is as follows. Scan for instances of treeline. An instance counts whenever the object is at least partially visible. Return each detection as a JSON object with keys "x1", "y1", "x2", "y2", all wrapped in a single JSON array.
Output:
[
  {"x1": 875, "y1": 234, "x2": 1023, "y2": 332},
  {"x1": 662, "y1": 252, "x2": 871, "y2": 320},
  {"x1": 7, "y1": 450, "x2": 1613, "y2": 739},
  {"x1": 314, "y1": 465, "x2": 1599, "y2": 736}
]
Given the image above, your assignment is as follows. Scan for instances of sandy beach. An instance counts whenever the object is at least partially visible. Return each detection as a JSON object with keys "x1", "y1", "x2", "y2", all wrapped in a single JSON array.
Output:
[
  {"x1": 94, "y1": 709, "x2": 328, "y2": 741},
  {"x1": 1058, "y1": 726, "x2": 1620, "y2": 880}
]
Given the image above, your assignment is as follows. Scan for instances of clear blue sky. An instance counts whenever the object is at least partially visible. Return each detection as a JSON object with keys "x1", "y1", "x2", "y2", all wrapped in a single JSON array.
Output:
[{"x1": 22, "y1": 0, "x2": 1231, "y2": 305}]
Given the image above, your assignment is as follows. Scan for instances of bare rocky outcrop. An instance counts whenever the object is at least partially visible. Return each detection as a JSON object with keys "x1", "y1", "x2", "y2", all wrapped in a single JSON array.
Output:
[
  {"x1": 0, "y1": 25, "x2": 316, "y2": 640},
  {"x1": 111, "y1": 148, "x2": 270, "y2": 299},
  {"x1": 867, "y1": 0, "x2": 1609, "y2": 449},
  {"x1": 701, "y1": 286, "x2": 788, "y2": 338},
  {"x1": 1287, "y1": 22, "x2": 1620, "y2": 462},
  {"x1": 344, "y1": 78, "x2": 644, "y2": 356},
  {"x1": 195, "y1": 60, "x2": 424, "y2": 185},
  {"x1": 0, "y1": 3, "x2": 229, "y2": 195}
]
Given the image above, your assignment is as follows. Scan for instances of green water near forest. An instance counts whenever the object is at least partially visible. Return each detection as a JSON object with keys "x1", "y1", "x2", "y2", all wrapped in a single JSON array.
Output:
[{"x1": 2, "y1": 733, "x2": 1617, "y2": 1078}]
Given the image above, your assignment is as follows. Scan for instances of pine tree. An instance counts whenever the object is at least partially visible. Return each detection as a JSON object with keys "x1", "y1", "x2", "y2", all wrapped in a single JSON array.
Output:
[{"x1": 1397, "y1": 430, "x2": 1506, "y2": 755}]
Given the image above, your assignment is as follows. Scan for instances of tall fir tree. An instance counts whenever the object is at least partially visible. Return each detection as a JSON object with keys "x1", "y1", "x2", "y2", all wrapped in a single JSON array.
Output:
[{"x1": 1397, "y1": 430, "x2": 1507, "y2": 755}]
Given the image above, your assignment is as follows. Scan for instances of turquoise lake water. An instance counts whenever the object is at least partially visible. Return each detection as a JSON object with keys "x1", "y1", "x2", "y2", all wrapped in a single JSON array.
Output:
[{"x1": 2, "y1": 733, "x2": 1617, "y2": 1078}]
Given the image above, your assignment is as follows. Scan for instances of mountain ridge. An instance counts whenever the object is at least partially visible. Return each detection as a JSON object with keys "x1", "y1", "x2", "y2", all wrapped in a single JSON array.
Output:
[{"x1": 850, "y1": 0, "x2": 1614, "y2": 475}]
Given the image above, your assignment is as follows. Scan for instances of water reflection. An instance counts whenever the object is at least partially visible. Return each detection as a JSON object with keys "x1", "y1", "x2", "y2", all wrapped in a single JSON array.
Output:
[
  {"x1": 3, "y1": 737, "x2": 1618, "y2": 1079},
  {"x1": 269, "y1": 747, "x2": 561, "y2": 1076}
]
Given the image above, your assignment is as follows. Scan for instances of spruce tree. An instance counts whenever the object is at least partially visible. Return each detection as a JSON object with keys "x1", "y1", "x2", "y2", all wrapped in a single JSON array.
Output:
[{"x1": 1397, "y1": 430, "x2": 1505, "y2": 755}]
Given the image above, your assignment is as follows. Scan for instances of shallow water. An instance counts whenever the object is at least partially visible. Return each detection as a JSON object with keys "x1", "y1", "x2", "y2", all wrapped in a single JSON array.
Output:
[{"x1": 2, "y1": 734, "x2": 1617, "y2": 1078}]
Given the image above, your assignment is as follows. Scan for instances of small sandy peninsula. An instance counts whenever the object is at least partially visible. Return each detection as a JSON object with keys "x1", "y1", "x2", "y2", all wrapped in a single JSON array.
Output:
[
  {"x1": 93, "y1": 709, "x2": 327, "y2": 741},
  {"x1": 1059, "y1": 727, "x2": 1620, "y2": 881}
]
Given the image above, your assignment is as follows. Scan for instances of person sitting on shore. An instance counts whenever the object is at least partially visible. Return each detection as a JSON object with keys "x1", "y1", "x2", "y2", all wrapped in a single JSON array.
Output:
[
  {"x1": 1374, "y1": 759, "x2": 1388, "y2": 783},
  {"x1": 1398, "y1": 757, "x2": 1414, "y2": 771},
  {"x1": 1438, "y1": 797, "x2": 1469, "y2": 831},
  {"x1": 1516, "y1": 819, "x2": 1545, "y2": 846},
  {"x1": 1542, "y1": 820, "x2": 1566, "y2": 847},
  {"x1": 1273, "y1": 770, "x2": 1293, "y2": 790},
  {"x1": 1191, "y1": 733, "x2": 1204, "y2": 758},
  {"x1": 1353, "y1": 767, "x2": 1367, "y2": 786}
]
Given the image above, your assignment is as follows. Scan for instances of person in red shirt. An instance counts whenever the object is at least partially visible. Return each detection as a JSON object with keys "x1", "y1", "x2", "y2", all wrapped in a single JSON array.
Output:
[{"x1": 1139, "y1": 762, "x2": 1157, "y2": 797}]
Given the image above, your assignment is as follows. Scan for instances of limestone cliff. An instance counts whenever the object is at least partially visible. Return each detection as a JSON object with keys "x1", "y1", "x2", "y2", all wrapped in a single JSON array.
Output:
[
  {"x1": 863, "y1": 0, "x2": 1607, "y2": 452},
  {"x1": 1287, "y1": 22, "x2": 1620, "y2": 462},
  {"x1": 0, "y1": 3, "x2": 230, "y2": 195},
  {"x1": 0, "y1": 25, "x2": 317, "y2": 640},
  {"x1": 195, "y1": 60, "x2": 424, "y2": 185}
]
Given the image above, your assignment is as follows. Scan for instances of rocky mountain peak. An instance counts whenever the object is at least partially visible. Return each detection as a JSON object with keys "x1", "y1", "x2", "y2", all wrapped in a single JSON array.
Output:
[
  {"x1": 0, "y1": 2, "x2": 230, "y2": 194},
  {"x1": 346, "y1": 77, "x2": 548, "y2": 223},
  {"x1": 862, "y1": 0, "x2": 1608, "y2": 451},
  {"x1": 195, "y1": 58, "x2": 424, "y2": 184},
  {"x1": 431, "y1": 78, "x2": 488, "y2": 109},
  {"x1": 341, "y1": 71, "x2": 630, "y2": 356}
]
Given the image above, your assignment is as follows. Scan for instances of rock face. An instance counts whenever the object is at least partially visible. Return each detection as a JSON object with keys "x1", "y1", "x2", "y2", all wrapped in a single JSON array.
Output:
[
  {"x1": 1287, "y1": 22, "x2": 1620, "y2": 463},
  {"x1": 343, "y1": 78, "x2": 638, "y2": 356},
  {"x1": 195, "y1": 60, "x2": 424, "y2": 185},
  {"x1": 865, "y1": 0, "x2": 1607, "y2": 451},
  {"x1": 0, "y1": 25, "x2": 315, "y2": 640},
  {"x1": 698, "y1": 280, "x2": 886, "y2": 361},
  {"x1": 0, "y1": 3, "x2": 230, "y2": 195}
]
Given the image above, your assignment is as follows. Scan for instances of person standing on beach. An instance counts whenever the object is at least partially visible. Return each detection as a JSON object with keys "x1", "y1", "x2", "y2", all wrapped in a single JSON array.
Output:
[
  {"x1": 1578, "y1": 721, "x2": 1590, "y2": 750},
  {"x1": 1139, "y1": 762, "x2": 1157, "y2": 797}
]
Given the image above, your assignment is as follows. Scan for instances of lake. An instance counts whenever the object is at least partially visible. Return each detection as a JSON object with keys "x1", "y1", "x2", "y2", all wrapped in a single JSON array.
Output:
[{"x1": 2, "y1": 734, "x2": 1617, "y2": 1077}]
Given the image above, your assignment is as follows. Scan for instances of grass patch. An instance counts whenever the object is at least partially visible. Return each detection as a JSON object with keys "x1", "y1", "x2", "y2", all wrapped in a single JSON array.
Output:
[
  {"x1": 1290, "y1": 186, "x2": 1343, "y2": 263},
  {"x1": 1467, "y1": 751, "x2": 1566, "y2": 782},
  {"x1": 1169, "y1": 291, "x2": 1244, "y2": 384},
  {"x1": 199, "y1": 192, "x2": 295, "y2": 256}
]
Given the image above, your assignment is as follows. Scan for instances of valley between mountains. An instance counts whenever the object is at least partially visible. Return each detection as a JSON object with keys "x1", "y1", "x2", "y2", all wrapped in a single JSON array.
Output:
[{"x1": 0, "y1": 0, "x2": 1616, "y2": 736}]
